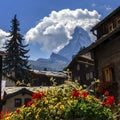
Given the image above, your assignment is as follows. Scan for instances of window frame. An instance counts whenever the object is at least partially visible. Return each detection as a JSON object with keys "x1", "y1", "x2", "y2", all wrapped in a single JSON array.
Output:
[
  {"x1": 24, "y1": 98, "x2": 31, "y2": 106},
  {"x1": 90, "y1": 72, "x2": 93, "y2": 79},
  {"x1": 86, "y1": 73, "x2": 90, "y2": 80},
  {"x1": 102, "y1": 65, "x2": 113, "y2": 83},
  {"x1": 15, "y1": 98, "x2": 22, "y2": 107},
  {"x1": 76, "y1": 64, "x2": 80, "y2": 71},
  {"x1": 108, "y1": 23, "x2": 114, "y2": 32}
]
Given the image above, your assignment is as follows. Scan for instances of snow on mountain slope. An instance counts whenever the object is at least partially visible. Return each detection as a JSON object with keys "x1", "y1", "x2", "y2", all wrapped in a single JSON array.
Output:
[
  {"x1": 30, "y1": 26, "x2": 92, "y2": 71},
  {"x1": 58, "y1": 26, "x2": 92, "y2": 60}
]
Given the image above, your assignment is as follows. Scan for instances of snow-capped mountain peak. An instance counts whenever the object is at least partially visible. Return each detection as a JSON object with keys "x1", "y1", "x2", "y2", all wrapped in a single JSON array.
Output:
[
  {"x1": 58, "y1": 26, "x2": 92, "y2": 60},
  {"x1": 30, "y1": 26, "x2": 92, "y2": 71}
]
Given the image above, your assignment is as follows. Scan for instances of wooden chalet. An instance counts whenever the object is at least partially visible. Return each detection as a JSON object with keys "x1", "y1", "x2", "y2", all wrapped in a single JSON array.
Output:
[
  {"x1": 2, "y1": 87, "x2": 47, "y2": 112},
  {"x1": 65, "y1": 54, "x2": 94, "y2": 85},
  {"x1": 30, "y1": 70, "x2": 67, "y2": 86},
  {"x1": 79, "y1": 6, "x2": 120, "y2": 101}
]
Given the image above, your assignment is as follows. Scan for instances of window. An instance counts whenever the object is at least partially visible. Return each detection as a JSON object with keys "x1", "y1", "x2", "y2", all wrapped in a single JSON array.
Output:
[
  {"x1": 74, "y1": 76, "x2": 80, "y2": 82},
  {"x1": 77, "y1": 64, "x2": 80, "y2": 71},
  {"x1": 74, "y1": 77, "x2": 78, "y2": 81},
  {"x1": 117, "y1": 19, "x2": 120, "y2": 26},
  {"x1": 77, "y1": 76, "x2": 80, "y2": 81},
  {"x1": 102, "y1": 66, "x2": 113, "y2": 83},
  {"x1": 85, "y1": 64, "x2": 88, "y2": 68},
  {"x1": 15, "y1": 98, "x2": 22, "y2": 107},
  {"x1": 86, "y1": 73, "x2": 89, "y2": 80},
  {"x1": 24, "y1": 98, "x2": 31, "y2": 105},
  {"x1": 108, "y1": 23, "x2": 114, "y2": 32},
  {"x1": 90, "y1": 72, "x2": 93, "y2": 79}
]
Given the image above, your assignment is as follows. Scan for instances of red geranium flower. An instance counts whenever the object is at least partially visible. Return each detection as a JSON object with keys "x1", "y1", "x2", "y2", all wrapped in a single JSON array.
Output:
[
  {"x1": 0, "y1": 111, "x2": 5, "y2": 119},
  {"x1": 81, "y1": 91, "x2": 88, "y2": 98},
  {"x1": 102, "y1": 96, "x2": 115, "y2": 106},
  {"x1": 16, "y1": 108, "x2": 20, "y2": 114},
  {"x1": 72, "y1": 90, "x2": 80, "y2": 98},
  {"x1": 6, "y1": 110, "x2": 11, "y2": 115},
  {"x1": 0, "y1": 110, "x2": 11, "y2": 119},
  {"x1": 32, "y1": 91, "x2": 46, "y2": 99},
  {"x1": 106, "y1": 96, "x2": 114, "y2": 105},
  {"x1": 104, "y1": 90, "x2": 109, "y2": 96},
  {"x1": 118, "y1": 101, "x2": 120, "y2": 106},
  {"x1": 26, "y1": 101, "x2": 35, "y2": 107},
  {"x1": 0, "y1": 115, "x2": 5, "y2": 119}
]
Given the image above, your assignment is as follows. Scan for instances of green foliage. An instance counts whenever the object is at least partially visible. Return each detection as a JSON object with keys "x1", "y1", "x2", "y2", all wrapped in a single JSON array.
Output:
[
  {"x1": 2, "y1": 80, "x2": 120, "y2": 120},
  {"x1": 16, "y1": 80, "x2": 31, "y2": 86}
]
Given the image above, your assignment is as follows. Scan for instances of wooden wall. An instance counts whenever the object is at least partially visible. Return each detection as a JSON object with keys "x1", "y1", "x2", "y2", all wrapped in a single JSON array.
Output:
[{"x1": 94, "y1": 35, "x2": 120, "y2": 101}]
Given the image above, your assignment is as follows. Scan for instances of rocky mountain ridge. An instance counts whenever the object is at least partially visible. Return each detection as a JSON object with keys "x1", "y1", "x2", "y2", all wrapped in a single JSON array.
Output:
[{"x1": 29, "y1": 26, "x2": 92, "y2": 71}]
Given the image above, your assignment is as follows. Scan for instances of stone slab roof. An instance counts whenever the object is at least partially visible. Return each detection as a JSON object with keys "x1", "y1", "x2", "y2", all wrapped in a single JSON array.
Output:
[
  {"x1": 30, "y1": 70, "x2": 67, "y2": 78},
  {"x1": 79, "y1": 26, "x2": 120, "y2": 55}
]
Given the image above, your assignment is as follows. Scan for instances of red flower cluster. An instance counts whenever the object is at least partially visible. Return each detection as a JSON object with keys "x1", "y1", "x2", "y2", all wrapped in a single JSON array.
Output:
[
  {"x1": 0, "y1": 111, "x2": 5, "y2": 119},
  {"x1": 0, "y1": 111, "x2": 11, "y2": 119},
  {"x1": 118, "y1": 101, "x2": 120, "y2": 106},
  {"x1": 102, "y1": 96, "x2": 115, "y2": 106},
  {"x1": 26, "y1": 101, "x2": 35, "y2": 107},
  {"x1": 32, "y1": 91, "x2": 46, "y2": 99},
  {"x1": 81, "y1": 91, "x2": 88, "y2": 98},
  {"x1": 16, "y1": 108, "x2": 21, "y2": 114},
  {"x1": 104, "y1": 90, "x2": 109, "y2": 96},
  {"x1": 72, "y1": 90, "x2": 80, "y2": 98},
  {"x1": 72, "y1": 90, "x2": 88, "y2": 99}
]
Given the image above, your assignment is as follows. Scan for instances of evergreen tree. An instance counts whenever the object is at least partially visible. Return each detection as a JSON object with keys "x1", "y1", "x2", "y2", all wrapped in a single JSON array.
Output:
[{"x1": 3, "y1": 15, "x2": 31, "y2": 83}]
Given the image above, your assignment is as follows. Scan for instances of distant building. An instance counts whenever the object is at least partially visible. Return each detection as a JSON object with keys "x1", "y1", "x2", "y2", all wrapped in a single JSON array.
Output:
[
  {"x1": 65, "y1": 54, "x2": 94, "y2": 85},
  {"x1": 2, "y1": 73, "x2": 16, "y2": 87},
  {"x1": 30, "y1": 70, "x2": 67, "y2": 86},
  {"x1": 2, "y1": 87, "x2": 48, "y2": 112},
  {"x1": 79, "y1": 7, "x2": 120, "y2": 101}
]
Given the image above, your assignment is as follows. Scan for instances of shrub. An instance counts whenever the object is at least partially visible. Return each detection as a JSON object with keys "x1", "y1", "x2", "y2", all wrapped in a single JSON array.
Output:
[{"x1": 2, "y1": 80, "x2": 120, "y2": 120}]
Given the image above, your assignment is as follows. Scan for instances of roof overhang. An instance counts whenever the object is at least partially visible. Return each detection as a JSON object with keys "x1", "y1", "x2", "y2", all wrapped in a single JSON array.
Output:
[
  {"x1": 79, "y1": 26, "x2": 120, "y2": 55},
  {"x1": 91, "y1": 6, "x2": 120, "y2": 31},
  {"x1": 4, "y1": 88, "x2": 33, "y2": 100}
]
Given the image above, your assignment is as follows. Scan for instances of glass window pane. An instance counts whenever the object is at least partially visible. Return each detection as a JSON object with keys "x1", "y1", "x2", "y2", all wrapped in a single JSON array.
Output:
[{"x1": 15, "y1": 98, "x2": 22, "y2": 107}]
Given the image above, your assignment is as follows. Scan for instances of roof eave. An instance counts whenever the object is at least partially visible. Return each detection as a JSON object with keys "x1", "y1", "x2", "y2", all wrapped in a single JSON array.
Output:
[
  {"x1": 79, "y1": 26, "x2": 120, "y2": 55},
  {"x1": 91, "y1": 6, "x2": 120, "y2": 31}
]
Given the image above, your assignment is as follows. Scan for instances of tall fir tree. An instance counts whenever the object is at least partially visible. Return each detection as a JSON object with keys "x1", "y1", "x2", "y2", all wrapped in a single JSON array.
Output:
[{"x1": 3, "y1": 15, "x2": 31, "y2": 83}]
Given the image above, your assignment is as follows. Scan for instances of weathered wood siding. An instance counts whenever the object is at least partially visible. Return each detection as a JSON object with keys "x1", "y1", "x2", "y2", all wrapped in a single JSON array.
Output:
[
  {"x1": 67, "y1": 56, "x2": 94, "y2": 85},
  {"x1": 94, "y1": 35, "x2": 120, "y2": 100}
]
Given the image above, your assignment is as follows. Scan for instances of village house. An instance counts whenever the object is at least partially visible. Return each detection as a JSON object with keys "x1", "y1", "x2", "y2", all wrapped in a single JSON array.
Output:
[
  {"x1": 2, "y1": 74, "x2": 16, "y2": 87},
  {"x1": 1, "y1": 70, "x2": 67, "y2": 112},
  {"x1": 2, "y1": 87, "x2": 33, "y2": 112},
  {"x1": 2, "y1": 86, "x2": 49, "y2": 112},
  {"x1": 78, "y1": 6, "x2": 120, "y2": 101},
  {"x1": 65, "y1": 54, "x2": 94, "y2": 86}
]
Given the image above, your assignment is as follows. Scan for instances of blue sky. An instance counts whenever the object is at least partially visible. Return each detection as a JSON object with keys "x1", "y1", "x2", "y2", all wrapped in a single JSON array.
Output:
[{"x1": 0, "y1": 0, "x2": 119, "y2": 60}]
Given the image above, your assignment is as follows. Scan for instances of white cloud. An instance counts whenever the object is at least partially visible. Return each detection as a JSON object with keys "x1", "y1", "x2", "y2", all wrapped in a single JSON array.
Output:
[
  {"x1": 25, "y1": 8, "x2": 101, "y2": 53},
  {"x1": 0, "y1": 29, "x2": 9, "y2": 50}
]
